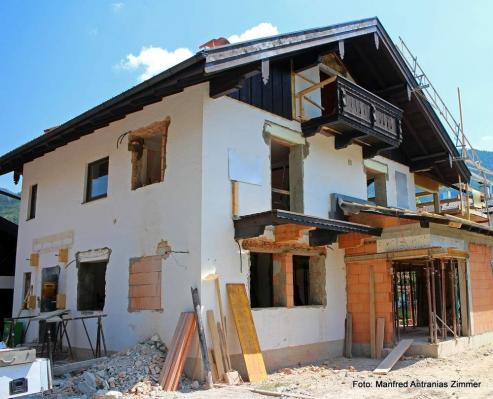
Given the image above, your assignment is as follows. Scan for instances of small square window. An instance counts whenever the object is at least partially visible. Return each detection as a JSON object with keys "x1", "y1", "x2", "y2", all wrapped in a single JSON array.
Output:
[
  {"x1": 86, "y1": 157, "x2": 109, "y2": 202},
  {"x1": 27, "y1": 184, "x2": 37, "y2": 220}
]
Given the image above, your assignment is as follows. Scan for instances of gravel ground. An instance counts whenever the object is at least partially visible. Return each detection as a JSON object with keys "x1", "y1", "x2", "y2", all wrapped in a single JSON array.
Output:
[{"x1": 31, "y1": 341, "x2": 493, "y2": 399}]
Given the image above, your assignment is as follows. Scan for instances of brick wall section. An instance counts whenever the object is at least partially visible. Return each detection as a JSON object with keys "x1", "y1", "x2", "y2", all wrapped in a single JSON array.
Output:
[
  {"x1": 346, "y1": 259, "x2": 394, "y2": 345},
  {"x1": 469, "y1": 243, "x2": 493, "y2": 334},
  {"x1": 274, "y1": 224, "x2": 308, "y2": 242},
  {"x1": 342, "y1": 233, "x2": 394, "y2": 346},
  {"x1": 273, "y1": 253, "x2": 294, "y2": 307},
  {"x1": 128, "y1": 255, "x2": 162, "y2": 311}
]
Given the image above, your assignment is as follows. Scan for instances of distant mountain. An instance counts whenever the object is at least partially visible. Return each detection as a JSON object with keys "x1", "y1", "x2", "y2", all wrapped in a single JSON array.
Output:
[{"x1": 0, "y1": 188, "x2": 20, "y2": 224}]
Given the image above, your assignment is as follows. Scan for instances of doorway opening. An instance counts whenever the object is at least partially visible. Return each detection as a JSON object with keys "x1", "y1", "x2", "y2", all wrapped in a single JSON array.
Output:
[
  {"x1": 41, "y1": 266, "x2": 60, "y2": 313},
  {"x1": 392, "y1": 258, "x2": 467, "y2": 344},
  {"x1": 77, "y1": 261, "x2": 108, "y2": 311}
]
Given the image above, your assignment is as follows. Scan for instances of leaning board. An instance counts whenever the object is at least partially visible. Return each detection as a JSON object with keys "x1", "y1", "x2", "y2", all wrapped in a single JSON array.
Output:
[
  {"x1": 226, "y1": 283, "x2": 267, "y2": 383},
  {"x1": 374, "y1": 339, "x2": 413, "y2": 375}
]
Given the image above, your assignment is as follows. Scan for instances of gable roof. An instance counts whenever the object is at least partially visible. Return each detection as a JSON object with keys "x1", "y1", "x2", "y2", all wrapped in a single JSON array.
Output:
[{"x1": 0, "y1": 17, "x2": 469, "y2": 185}]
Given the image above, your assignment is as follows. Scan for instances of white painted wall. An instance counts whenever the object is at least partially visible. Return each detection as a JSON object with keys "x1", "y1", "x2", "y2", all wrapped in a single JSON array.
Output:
[
  {"x1": 200, "y1": 95, "x2": 355, "y2": 354},
  {"x1": 252, "y1": 248, "x2": 347, "y2": 350},
  {"x1": 11, "y1": 80, "x2": 418, "y2": 360},
  {"x1": 305, "y1": 134, "x2": 367, "y2": 218},
  {"x1": 13, "y1": 83, "x2": 206, "y2": 351},
  {"x1": 373, "y1": 155, "x2": 416, "y2": 210}
]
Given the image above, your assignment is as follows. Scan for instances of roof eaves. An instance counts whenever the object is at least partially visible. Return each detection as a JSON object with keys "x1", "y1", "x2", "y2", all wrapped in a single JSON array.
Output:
[
  {"x1": 374, "y1": 20, "x2": 470, "y2": 181},
  {"x1": 0, "y1": 53, "x2": 206, "y2": 173},
  {"x1": 203, "y1": 17, "x2": 379, "y2": 74}
]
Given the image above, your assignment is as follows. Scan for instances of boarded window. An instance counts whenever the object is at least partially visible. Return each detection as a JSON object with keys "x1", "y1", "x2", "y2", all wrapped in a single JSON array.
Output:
[
  {"x1": 28, "y1": 184, "x2": 37, "y2": 220},
  {"x1": 395, "y1": 171, "x2": 409, "y2": 209},
  {"x1": 86, "y1": 157, "x2": 109, "y2": 201},
  {"x1": 128, "y1": 256, "x2": 162, "y2": 311},
  {"x1": 77, "y1": 261, "x2": 107, "y2": 311}
]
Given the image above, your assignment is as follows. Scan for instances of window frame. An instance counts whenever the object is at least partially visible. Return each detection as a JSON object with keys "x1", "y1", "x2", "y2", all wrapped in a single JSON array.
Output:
[
  {"x1": 85, "y1": 157, "x2": 109, "y2": 203},
  {"x1": 270, "y1": 140, "x2": 292, "y2": 211},
  {"x1": 249, "y1": 252, "x2": 274, "y2": 309},
  {"x1": 27, "y1": 184, "x2": 38, "y2": 220},
  {"x1": 77, "y1": 260, "x2": 108, "y2": 311},
  {"x1": 22, "y1": 272, "x2": 32, "y2": 309},
  {"x1": 293, "y1": 255, "x2": 311, "y2": 307}
]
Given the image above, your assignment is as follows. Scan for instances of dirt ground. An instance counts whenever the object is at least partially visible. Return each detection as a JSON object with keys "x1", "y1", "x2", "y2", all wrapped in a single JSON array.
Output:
[{"x1": 157, "y1": 342, "x2": 493, "y2": 399}]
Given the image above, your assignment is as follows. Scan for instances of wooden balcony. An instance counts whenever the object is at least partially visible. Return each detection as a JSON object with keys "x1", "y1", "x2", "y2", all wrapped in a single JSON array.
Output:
[{"x1": 300, "y1": 76, "x2": 403, "y2": 158}]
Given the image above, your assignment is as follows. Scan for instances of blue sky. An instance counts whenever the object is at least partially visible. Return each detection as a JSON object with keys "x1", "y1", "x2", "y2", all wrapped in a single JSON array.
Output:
[{"x1": 0, "y1": 0, "x2": 492, "y2": 191}]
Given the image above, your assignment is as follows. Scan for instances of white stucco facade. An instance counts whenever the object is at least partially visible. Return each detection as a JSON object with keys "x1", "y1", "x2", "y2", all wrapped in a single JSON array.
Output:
[
  {"x1": 14, "y1": 84, "x2": 206, "y2": 351},
  {"x1": 11, "y1": 81, "x2": 419, "y2": 367}
]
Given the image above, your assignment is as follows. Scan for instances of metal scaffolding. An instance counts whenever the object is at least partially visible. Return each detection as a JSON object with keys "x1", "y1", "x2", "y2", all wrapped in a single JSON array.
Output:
[{"x1": 397, "y1": 37, "x2": 492, "y2": 223}]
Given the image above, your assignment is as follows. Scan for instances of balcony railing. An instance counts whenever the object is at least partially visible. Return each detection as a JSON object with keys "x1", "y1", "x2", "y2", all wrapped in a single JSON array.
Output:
[{"x1": 299, "y1": 76, "x2": 403, "y2": 157}]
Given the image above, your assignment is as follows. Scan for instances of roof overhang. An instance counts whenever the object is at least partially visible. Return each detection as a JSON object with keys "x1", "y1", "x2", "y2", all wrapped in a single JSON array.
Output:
[
  {"x1": 203, "y1": 18, "x2": 379, "y2": 73},
  {"x1": 0, "y1": 17, "x2": 470, "y2": 186},
  {"x1": 234, "y1": 209, "x2": 382, "y2": 246},
  {"x1": 0, "y1": 54, "x2": 207, "y2": 176},
  {"x1": 336, "y1": 196, "x2": 493, "y2": 237}
]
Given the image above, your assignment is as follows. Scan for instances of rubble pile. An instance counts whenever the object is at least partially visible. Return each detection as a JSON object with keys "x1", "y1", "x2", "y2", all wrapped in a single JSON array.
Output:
[{"x1": 45, "y1": 334, "x2": 190, "y2": 398}]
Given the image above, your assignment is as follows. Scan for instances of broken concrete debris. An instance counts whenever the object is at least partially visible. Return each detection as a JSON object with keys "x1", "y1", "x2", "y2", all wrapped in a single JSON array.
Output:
[{"x1": 35, "y1": 335, "x2": 202, "y2": 398}]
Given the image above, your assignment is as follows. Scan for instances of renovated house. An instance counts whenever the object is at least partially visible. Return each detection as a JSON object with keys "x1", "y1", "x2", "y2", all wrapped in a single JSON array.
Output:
[{"x1": 1, "y1": 17, "x2": 493, "y2": 374}]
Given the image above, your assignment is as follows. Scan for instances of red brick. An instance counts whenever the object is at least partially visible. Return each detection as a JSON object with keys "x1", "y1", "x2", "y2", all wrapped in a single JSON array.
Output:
[
  {"x1": 130, "y1": 256, "x2": 162, "y2": 274},
  {"x1": 129, "y1": 283, "x2": 160, "y2": 298},
  {"x1": 129, "y1": 296, "x2": 161, "y2": 311},
  {"x1": 129, "y1": 271, "x2": 161, "y2": 285}
]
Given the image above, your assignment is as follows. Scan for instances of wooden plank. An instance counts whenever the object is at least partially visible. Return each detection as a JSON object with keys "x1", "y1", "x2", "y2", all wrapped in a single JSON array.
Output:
[
  {"x1": 170, "y1": 315, "x2": 197, "y2": 390},
  {"x1": 226, "y1": 283, "x2": 267, "y2": 383},
  {"x1": 159, "y1": 312, "x2": 197, "y2": 391},
  {"x1": 159, "y1": 313, "x2": 186, "y2": 386},
  {"x1": 218, "y1": 321, "x2": 231, "y2": 371},
  {"x1": 414, "y1": 173, "x2": 440, "y2": 193},
  {"x1": 214, "y1": 276, "x2": 228, "y2": 343},
  {"x1": 369, "y1": 266, "x2": 376, "y2": 358},
  {"x1": 208, "y1": 348, "x2": 219, "y2": 383},
  {"x1": 189, "y1": 336, "x2": 201, "y2": 381},
  {"x1": 374, "y1": 339, "x2": 413, "y2": 375},
  {"x1": 164, "y1": 313, "x2": 192, "y2": 390},
  {"x1": 231, "y1": 181, "x2": 239, "y2": 217},
  {"x1": 458, "y1": 261, "x2": 469, "y2": 336},
  {"x1": 344, "y1": 313, "x2": 352, "y2": 358},
  {"x1": 376, "y1": 317, "x2": 385, "y2": 359},
  {"x1": 206, "y1": 310, "x2": 225, "y2": 380}
]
